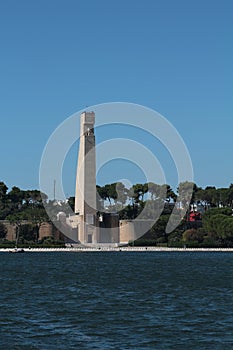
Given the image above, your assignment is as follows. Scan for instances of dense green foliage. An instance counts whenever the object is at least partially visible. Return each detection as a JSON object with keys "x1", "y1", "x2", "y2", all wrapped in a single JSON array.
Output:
[
  {"x1": 97, "y1": 181, "x2": 233, "y2": 247},
  {"x1": 0, "y1": 181, "x2": 67, "y2": 245},
  {"x1": 0, "y1": 180, "x2": 233, "y2": 247},
  {"x1": 0, "y1": 222, "x2": 7, "y2": 239}
]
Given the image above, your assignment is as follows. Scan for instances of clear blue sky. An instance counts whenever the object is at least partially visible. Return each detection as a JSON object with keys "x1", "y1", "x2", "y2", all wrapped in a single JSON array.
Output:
[{"x1": 0, "y1": 0, "x2": 232, "y2": 196}]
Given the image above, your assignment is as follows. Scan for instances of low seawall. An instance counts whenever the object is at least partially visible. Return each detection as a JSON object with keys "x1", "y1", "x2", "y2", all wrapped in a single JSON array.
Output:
[{"x1": 1, "y1": 247, "x2": 233, "y2": 252}]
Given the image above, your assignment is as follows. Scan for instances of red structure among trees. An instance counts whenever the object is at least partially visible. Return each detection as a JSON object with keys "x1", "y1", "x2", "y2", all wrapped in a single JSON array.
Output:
[{"x1": 188, "y1": 211, "x2": 202, "y2": 222}]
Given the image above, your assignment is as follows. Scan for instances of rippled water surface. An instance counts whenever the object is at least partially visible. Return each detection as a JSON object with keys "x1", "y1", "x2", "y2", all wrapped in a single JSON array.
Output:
[{"x1": 0, "y1": 252, "x2": 233, "y2": 349}]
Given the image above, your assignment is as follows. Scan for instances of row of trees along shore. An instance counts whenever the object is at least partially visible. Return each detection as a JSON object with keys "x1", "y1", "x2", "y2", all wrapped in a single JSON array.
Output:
[{"x1": 0, "y1": 181, "x2": 233, "y2": 247}]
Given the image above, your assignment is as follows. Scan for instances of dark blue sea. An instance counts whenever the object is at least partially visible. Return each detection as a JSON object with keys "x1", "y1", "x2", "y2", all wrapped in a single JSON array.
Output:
[{"x1": 0, "y1": 252, "x2": 232, "y2": 350}]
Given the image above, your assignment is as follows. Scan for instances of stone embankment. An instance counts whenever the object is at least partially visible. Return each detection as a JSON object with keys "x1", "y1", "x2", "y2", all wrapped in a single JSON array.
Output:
[{"x1": 1, "y1": 247, "x2": 233, "y2": 252}]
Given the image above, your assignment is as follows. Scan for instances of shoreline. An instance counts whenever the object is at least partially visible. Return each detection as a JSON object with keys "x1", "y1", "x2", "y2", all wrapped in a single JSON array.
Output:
[{"x1": 1, "y1": 247, "x2": 233, "y2": 252}]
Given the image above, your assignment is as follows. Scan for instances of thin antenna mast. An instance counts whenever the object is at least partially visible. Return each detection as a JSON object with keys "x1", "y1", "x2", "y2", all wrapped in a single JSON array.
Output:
[{"x1": 53, "y1": 180, "x2": 56, "y2": 201}]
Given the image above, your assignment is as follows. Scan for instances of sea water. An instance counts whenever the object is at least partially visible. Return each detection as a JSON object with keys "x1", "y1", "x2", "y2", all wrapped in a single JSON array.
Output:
[{"x1": 0, "y1": 252, "x2": 232, "y2": 349}]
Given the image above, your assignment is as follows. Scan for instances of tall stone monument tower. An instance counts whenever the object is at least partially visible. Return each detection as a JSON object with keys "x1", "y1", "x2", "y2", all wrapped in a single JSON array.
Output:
[{"x1": 75, "y1": 111, "x2": 98, "y2": 244}]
